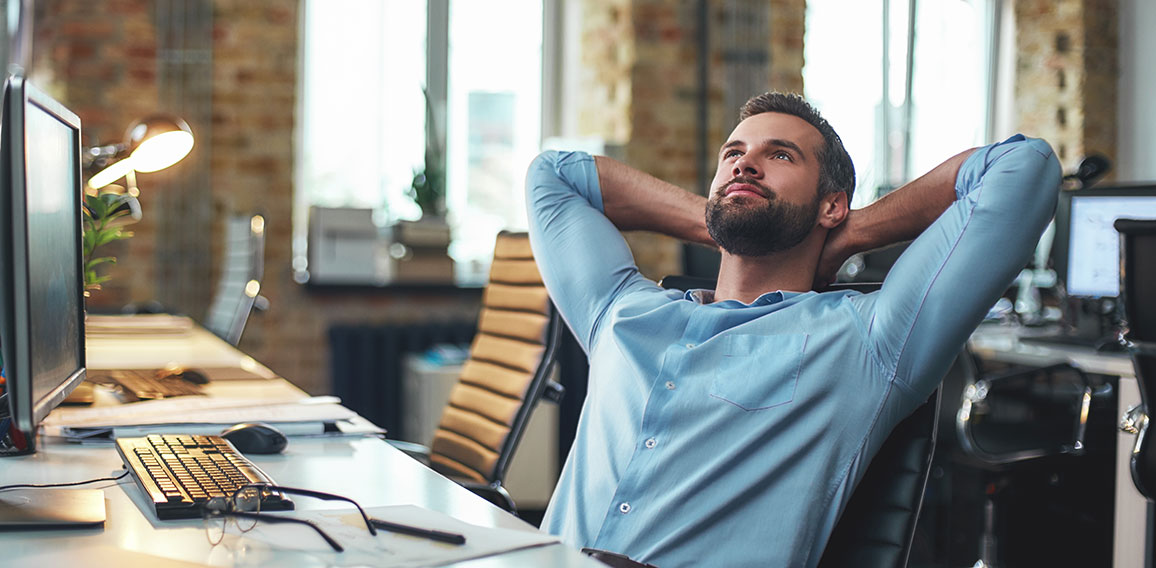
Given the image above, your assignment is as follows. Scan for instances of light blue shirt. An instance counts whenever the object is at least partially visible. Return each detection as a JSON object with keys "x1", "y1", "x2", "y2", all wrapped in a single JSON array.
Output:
[{"x1": 526, "y1": 136, "x2": 1060, "y2": 567}]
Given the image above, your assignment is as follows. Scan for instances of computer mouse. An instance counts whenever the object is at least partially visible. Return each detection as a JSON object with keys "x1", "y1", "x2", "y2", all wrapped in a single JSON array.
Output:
[
  {"x1": 220, "y1": 422, "x2": 288, "y2": 454},
  {"x1": 156, "y1": 366, "x2": 211, "y2": 385},
  {"x1": 175, "y1": 369, "x2": 211, "y2": 385}
]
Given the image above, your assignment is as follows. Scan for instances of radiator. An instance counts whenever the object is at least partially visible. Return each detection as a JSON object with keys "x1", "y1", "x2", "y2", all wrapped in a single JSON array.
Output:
[{"x1": 328, "y1": 320, "x2": 476, "y2": 437}]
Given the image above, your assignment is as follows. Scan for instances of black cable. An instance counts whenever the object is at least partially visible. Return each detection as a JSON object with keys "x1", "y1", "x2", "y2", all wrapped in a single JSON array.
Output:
[{"x1": 0, "y1": 469, "x2": 129, "y2": 492}]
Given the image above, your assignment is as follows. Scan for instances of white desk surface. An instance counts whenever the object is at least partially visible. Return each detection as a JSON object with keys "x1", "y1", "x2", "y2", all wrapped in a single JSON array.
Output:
[
  {"x1": 968, "y1": 322, "x2": 1134, "y2": 378},
  {"x1": 0, "y1": 319, "x2": 596, "y2": 567},
  {"x1": 85, "y1": 319, "x2": 279, "y2": 379},
  {"x1": 2, "y1": 436, "x2": 595, "y2": 566}
]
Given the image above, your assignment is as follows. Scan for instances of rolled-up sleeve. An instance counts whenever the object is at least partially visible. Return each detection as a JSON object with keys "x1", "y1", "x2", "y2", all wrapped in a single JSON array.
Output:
[
  {"x1": 866, "y1": 135, "x2": 1062, "y2": 399},
  {"x1": 525, "y1": 151, "x2": 649, "y2": 353}
]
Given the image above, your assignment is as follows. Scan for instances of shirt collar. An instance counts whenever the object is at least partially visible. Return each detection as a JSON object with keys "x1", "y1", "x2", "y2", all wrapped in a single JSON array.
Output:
[{"x1": 686, "y1": 289, "x2": 804, "y2": 307}]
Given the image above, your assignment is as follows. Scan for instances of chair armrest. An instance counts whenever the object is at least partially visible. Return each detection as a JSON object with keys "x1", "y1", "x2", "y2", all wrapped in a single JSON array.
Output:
[
  {"x1": 454, "y1": 479, "x2": 517, "y2": 512},
  {"x1": 957, "y1": 362, "x2": 1094, "y2": 464},
  {"x1": 542, "y1": 379, "x2": 565, "y2": 404}
]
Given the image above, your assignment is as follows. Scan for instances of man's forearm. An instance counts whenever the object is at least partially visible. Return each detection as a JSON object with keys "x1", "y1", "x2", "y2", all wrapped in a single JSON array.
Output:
[
  {"x1": 594, "y1": 156, "x2": 715, "y2": 247},
  {"x1": 839, "y1": 148, "x2": 976, "y2": 256}
]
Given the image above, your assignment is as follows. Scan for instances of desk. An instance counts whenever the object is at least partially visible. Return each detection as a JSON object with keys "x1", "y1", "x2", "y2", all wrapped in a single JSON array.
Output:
[
  {"x1": 2, "y1": 318, "x2": 596, "y2": 567},
  {"x1": 970, "y1": 323, "x2": 1145, "y2": 568}
]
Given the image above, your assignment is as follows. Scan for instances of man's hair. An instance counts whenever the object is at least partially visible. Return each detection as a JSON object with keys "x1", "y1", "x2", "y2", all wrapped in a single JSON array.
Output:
[{"x1": 739, "y1": 92, "x2": 856, "y2": 201}]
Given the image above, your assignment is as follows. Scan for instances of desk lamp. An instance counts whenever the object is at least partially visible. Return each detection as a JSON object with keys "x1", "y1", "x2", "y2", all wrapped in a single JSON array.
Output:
[
  {"x1": 84, "y1": 114, "x2": 195, "y2": 206},
  {"x1": 80, "y1": 115, "x2": 194, "y2": 290}
]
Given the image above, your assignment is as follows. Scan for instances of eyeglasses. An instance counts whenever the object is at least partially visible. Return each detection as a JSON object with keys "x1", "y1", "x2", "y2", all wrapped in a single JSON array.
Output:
[{"x1": 202, "y1": 484, "x2": 377, "y2": 552}]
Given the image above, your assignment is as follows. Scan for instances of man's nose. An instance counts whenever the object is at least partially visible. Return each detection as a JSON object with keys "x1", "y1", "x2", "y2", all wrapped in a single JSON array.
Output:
[{"x1": 732, "y1": 155, "x2": 761, "y2": 178}]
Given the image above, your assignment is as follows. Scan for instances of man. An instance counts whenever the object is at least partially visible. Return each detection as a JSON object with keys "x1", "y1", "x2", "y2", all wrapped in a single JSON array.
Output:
[{"x1": 526, "y1": 92, "x2": 1060, "y2": 567}]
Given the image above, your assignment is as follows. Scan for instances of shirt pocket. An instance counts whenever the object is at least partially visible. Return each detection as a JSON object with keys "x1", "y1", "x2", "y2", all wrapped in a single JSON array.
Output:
[{"x1": 709, "y1": 333, "x2": 807, "y2": 411}]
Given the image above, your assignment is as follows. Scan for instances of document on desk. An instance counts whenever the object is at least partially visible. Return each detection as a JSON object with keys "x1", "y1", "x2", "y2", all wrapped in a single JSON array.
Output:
[
  {"x1": 41, "y1": 395, "x2": 384, "y2": 440},
  {"x1": 84, "y1": 314, "x2": 195, "y2": 336},
  {"x1": 237, "y1": 504, "x2": 560, "y2": 566}
]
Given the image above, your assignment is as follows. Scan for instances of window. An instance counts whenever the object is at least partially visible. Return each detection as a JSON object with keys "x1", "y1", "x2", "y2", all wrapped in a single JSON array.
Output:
[
  {"x1": 295, "y1": 0, "x2": 543, "y2": 285},
  {"x1": 445, "y1": 0, "x2": 543, "y2": 282},
  {"x1": 804, "y1": 0, "x2": 997, "y2": 206}
]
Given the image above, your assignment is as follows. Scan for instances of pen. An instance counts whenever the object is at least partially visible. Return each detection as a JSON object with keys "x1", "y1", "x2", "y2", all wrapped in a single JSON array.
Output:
[{"x1": 370, "y1": 518, "x2": 467, "y2": 545}]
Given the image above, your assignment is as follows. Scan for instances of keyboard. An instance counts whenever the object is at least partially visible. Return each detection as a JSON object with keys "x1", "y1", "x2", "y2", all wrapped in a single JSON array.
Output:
[
  {"x1": 116, "y1": 434, "x2": 293, "y2": 520},
  {"x1": 89, "y1": 368, "x2": 204, "y2": 401}
]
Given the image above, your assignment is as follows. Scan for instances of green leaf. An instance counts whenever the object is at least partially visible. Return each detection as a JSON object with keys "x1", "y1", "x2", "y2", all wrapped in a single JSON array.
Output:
[
  {"x1": 85, "y1": 256, "x2": 117, "y2": 271},
  {"x1": 92, "y1": 229, "x2": 124, "y2": 248}
]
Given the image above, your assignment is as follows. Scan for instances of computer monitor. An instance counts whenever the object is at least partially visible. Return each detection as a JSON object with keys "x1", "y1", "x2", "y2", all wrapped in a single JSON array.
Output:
[
  {"x1": 0, "y1": 76, "x2": 86, "y2": 456},
  {"x1": 1053, "y1": 185, "x2": 1156, "y2": 299}
]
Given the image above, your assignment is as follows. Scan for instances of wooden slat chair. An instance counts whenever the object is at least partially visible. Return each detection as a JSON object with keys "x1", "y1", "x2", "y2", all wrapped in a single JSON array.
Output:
[{"x1": 397, "y1": 231, "x2": 563, "y2": 512}]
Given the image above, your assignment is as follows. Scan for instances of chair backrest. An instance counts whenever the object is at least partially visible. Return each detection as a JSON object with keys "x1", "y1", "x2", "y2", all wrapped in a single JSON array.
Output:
[
  {"x1": 817, "y1": 388, "x2": 941, "y2": 568},
  {"x1": 204, "y1": 214, "x2": 265, "y2": 346},
  {"x1": 657, "y1": 277, "x2": 940, "y2": 568},
  {"x1": 1117, "y1": 219, "x2": 1156, "y2": 344},
  {"x1": 428, "y1": 231, "x2": 562, "y2": 487},
  {"x1": 1115, "y1": 219, "x2": 1156, "y2": 498}
]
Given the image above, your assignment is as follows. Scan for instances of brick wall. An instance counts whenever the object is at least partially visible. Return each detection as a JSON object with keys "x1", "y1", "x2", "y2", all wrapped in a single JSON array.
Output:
[
  {"x1": 1015, "y1": 0, "x2": 1117, "y2": 171},
  {"x1": 28, "y1": 1, "x2": 1122, "y2": 394},
  {"x1": 33, "y1": 0, "x2": 161, "y2": 308},
  {"x1": 580, "y1": 0, "x2": 806, "y2": 280},
  {"x1": 33, "y1": 1, "x2": 478, "y2": 395}
]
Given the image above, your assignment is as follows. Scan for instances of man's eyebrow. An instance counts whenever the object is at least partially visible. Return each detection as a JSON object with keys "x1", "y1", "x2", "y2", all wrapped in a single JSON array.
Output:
[
  {"x1": 766, "y1": 138, "x2": 808, "y2": 161},
  {"x1": 720, "y1": 140, "x2": 745, "y2": 154},
  {"x1": 720, "y1": 138, "x2": 809, "y2": 161}
]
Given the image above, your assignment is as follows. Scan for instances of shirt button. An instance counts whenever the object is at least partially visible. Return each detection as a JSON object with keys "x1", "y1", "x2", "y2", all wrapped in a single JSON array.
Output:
[
  {"x1": 665, "y1": 381, "x2": 676, "y2": 390},
  {"x1": 644, "y1": 438, "x2": 657, "y2": 449},
  {"x1": 619, "y1": 502, "x2": 632, "y2": 514},
  {"x1": 685, "y1": 343, "x2": 695, "y2": 349}
]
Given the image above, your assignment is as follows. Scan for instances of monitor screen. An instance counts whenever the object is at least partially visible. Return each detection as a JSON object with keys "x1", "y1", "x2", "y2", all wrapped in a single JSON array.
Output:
[
  {"x1": 0, "y1": 76, "x2": 86, "y2": 456},
  {"x1": 1056, "y1": 186, "x2": 1156, "y2": 298}
]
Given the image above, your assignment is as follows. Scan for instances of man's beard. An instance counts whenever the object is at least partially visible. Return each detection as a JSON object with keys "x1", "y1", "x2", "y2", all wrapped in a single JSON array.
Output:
[{"x1": 705, "y1": 179, "x2": 820, "y2": 257}]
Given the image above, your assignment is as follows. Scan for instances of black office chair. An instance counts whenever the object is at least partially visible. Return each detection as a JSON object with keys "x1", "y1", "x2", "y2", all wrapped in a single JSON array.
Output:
[
  {"x1": 954, "y1": 340, "x2": 1114, "y2": 566},
  {"x1": 203, "y1": 214, "x2": 269, "y2": 345},
  {"x1": 657, "y1": 277, "x2": 941, "y2": 568},
  {"x1": 955, "y1": 354, "x2": 1094, "y2": 465},
  {"x1": 1115, "y1": 219, "x2": 1156, "y2": 499}
]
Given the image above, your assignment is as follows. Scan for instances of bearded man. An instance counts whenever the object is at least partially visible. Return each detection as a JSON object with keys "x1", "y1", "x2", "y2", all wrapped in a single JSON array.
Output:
[{"x1": 525, "y1": 92, "x2": 1060, "y2": 567}]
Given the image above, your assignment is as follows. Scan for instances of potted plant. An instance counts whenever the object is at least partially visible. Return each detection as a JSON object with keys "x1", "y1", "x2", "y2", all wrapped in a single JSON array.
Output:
[
  {"x1": 407, "y1": 87, "x2": 446, "y2": 220},
  {"x1": 82, "y1": 187, "x2": 139, "y2": 292}
]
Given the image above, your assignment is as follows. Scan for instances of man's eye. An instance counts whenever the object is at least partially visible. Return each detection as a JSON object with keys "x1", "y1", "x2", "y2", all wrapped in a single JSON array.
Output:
[
  {"x1": 724, "y1": 149, "x2": 743, "y2": 159},
  {"x1": 773, "y1": 151, "x2": 793, "y2": 161}
]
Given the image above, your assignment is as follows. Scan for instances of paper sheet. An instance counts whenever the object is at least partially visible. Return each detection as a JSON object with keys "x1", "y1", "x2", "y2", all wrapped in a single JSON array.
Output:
[
  {"x1": 41, "y1": 394, "x2": 384, "y2": 440},
  {"x1": 216, "y1": 504, "x2": 560, "y2": 566}
]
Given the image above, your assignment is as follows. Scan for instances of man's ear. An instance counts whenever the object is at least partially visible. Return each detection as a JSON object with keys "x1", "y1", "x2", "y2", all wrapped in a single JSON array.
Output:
[{"x1": 817, "y1": 191, "x2": 849, "y2": 229}]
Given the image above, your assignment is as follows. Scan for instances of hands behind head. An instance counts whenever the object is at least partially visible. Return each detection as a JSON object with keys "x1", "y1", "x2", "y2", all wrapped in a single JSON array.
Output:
[{"x1": 812, "y1": 210, "x2": 857, "y2": 290}]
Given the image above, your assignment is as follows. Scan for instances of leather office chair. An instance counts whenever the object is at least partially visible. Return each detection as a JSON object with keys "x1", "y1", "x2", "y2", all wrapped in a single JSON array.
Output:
[
  {"x1": 657, "y1": 277, "x2": 941, "y2": 568},
  {"x1": 956, "y1": 354, "x2": 1094, "y2": 465},
  {"x1": 395, "y1": 231, "x2": 564, "y2": 512},
  {"x1": 1115, "y1": 219, "x2": 1156, "y2": 499},
  {"x1": 204, "y1": 214, "x2": 269, "y2": 346},
  {"x1": 955, "y1": 344, "x2": 1109, "y2": 566}
]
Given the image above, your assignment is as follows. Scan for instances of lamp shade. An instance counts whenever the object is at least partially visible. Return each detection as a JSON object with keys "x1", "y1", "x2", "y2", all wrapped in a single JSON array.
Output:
[
  {"x1": 86, "y1": 114, "x2": 195, "y2": 190},
  {"x1": 125, "y1": 115, "x2": 194, "y2": 173}
]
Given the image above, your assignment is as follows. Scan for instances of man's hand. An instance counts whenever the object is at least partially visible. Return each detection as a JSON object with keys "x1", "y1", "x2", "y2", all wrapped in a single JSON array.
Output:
[
  {"x1": 811, "y1": 147, "x2": 975, "y2": 291},
  {"x1": 813, "y1": 210, "x2": 859, "y2": 290}
]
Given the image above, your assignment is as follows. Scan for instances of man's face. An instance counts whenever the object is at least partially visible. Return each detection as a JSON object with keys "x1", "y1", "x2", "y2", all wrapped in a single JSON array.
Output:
[{"x1": 706, "y1": 112, "x2": 825, "y2": 257}]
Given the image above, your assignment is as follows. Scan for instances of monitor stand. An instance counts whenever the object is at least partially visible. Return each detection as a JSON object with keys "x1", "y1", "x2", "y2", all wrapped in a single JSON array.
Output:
[{"x1": 0, "y1": 488, "x2": 106, "y2": 529}]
